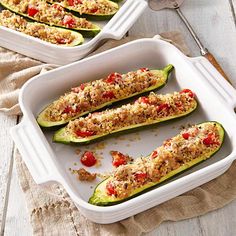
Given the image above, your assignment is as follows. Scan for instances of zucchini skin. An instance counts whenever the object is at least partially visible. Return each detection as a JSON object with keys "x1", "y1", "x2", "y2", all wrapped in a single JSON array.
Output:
[
  {"x1": 110, "y1": 0, "x2": 123, "y2": 2},
  {"x1": 0, "y1": 1, "x2": 101, "y2": 37},
  {"x1": 48, "y1": 0, "x2": 119, "y2": 21},
  {"x1": 53, "y1": 101, "x2": 198, "y2": 145},
  {"x1": 37, "y1": 64, "x2": 174, "y2": 128},
  {"x1": 89, "y1": 122, "x2": 225, "y2": 206}
]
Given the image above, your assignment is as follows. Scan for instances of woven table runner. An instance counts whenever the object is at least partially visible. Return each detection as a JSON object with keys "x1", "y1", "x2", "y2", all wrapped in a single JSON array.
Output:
[{"x1": 1, "y1": 32, "x2": 236, "y2": 236}]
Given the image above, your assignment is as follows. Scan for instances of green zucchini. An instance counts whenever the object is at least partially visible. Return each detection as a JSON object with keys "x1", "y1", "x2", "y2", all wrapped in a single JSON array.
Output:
[
  {"x1": 0, "y1": 0, "x2": 101, "y2": 37},
  {"x1": 37, "y1": 64, "x2": 174, "y2": 128},
  {"x1": 47, "y1": 0, "x2": 119, "y2": 21},
  {"x1": 52, "y1": 90, "x2": 198, "y2": 145},
  {"x1": 89, "y1": 121, "x2": 225, "y2": 206},
  {"x1": 0, "y1": 10, "x2": 84, "y2": 46}
]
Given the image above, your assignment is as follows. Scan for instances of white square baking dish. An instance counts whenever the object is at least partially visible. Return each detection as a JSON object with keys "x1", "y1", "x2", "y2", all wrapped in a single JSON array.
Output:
[
  {"x1": 0, "y1": 0, "x2": 147, "y2": 65},
  {"x1": 11, "y1": 37, "x2": 236, "y2": 223}
]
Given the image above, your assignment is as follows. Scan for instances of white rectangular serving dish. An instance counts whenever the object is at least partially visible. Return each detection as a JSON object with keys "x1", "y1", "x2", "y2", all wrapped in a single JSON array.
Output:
[
  {"x1": 0, "y1": 0, "x2": 147, "y2": 65},
  {"x1": 11, "y1": 37, "x2": 236, "y2": 224}
]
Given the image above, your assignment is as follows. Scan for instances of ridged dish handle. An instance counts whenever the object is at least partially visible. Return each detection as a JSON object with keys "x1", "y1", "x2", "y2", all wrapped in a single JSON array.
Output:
[
  {"x1": 10, "y1": 118, "x2": 61, "y2": 185},
  {"x1": 190, "y1": 57, "x2": 236, "y2": 110},
  {"x1": 102, "y1": 0, "x2": 147, "y2": 40}
]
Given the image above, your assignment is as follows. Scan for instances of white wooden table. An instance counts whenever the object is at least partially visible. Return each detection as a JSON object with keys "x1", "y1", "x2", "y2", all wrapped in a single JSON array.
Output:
[{"x1": 1, "y1": 0, "x2": 236, "y2": 235}]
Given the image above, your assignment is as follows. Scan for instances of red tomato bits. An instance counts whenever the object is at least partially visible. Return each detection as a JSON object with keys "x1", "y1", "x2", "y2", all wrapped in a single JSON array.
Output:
[{"x1": 80, "y1": 151, "x2": 97, "y2": 167}]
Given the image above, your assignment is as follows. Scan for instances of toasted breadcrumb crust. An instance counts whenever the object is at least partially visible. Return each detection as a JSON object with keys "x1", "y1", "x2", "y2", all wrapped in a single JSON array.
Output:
[
  {"x1": 50, "y1": 0, "x2": 118, "y2": 15},
  {"x1": 0, "y1": 10, "x2": 77, "y2": 45},
  {"x1": 67, "y1": 91, "x2": 196, "y2": 137},
  {"x1": 44, "y1": 69, "x2": 164, "y2": 122},
  {"x1": 76, "y1": 168, "x2": 96, "y2": 181},
  {"x1": 2, "y1": 0, "x2": 94, "y2": 29}
]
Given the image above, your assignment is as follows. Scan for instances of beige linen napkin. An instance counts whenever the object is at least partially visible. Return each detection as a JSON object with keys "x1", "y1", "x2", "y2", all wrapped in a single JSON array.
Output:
[{"x1": 1, "y1": 32, "x2": 236, "y2": 235}]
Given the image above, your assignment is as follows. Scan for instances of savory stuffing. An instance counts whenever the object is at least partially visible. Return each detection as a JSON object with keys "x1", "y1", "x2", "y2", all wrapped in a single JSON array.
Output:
[
  {"x1": 43, "y1": 68, "x2": 165, "y2": 122},
  {"x1": 76, "y1": 168, "x2": 97, "y2": 181},
  {"x1": 66, "y1": 89, "x2": 196, "y2": 138},
  {"x1": 1, "y1": 0, "x2": 94, "y2": 29},
  {"x1": 0, "y1": 10, "x2": 78, "y2": 45},
  {"x1": 44, "y1": 69, "x2": 163, "y2": 121},
  {"x1": 105, "y1": 122, "x2": 221, "y2": 198},
  {"x1": 49, "y1": 0, "x2": 118, "y2": 15}
]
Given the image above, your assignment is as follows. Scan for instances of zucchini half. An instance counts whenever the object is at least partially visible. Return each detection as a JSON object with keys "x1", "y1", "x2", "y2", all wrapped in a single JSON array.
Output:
[
  {"x1": 0, "y1": 10, "x2": 84, "y2": 46},
  {"x1": 0, "y1": 1, "x2": 101, "y2": 37},
  {"x1": 89, "y1": 122, "x2": 225, "y2": 206},
  {"x1": 53, "y1": 90, "x2": 198, "y2": 145},
  {"x1": 48, "y1": 0, "x2": 119, "y2": 21},
  {"x1": 37, "y1": 64, "x2": 174, "y2": 128}
]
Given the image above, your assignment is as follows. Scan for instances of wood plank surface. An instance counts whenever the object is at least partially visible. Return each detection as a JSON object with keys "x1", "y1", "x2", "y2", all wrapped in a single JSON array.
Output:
[
  {"x1": 4, "y1": 155, "x2": 32, "y2": 236},
  {"x1": 1, "y1": 0, "x2": 236, "y2": 235},
  {"x1": 0, "y1": 113, "x2": 17, "y2": 235}
]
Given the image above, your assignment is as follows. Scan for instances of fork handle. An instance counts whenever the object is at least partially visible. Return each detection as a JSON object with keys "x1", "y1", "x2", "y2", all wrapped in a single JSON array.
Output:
[{"x1": 203, "y1": 51, "x2": 231, "y2": 84}]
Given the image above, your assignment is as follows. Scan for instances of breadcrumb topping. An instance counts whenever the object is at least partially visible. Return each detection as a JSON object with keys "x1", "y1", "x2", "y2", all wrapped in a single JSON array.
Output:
[
  {"x1": 2, "y1": 0, "x2": 94, "y2": 29},
  {"x1": 67, "y1": 90, "x2": 196, "y2": 138},
  {"x1": 105, "y1": 123, "x2": 221, "y2": 199},
  {"x1": 0, "y1": 10, "x2": 77, "y2": 45},
  {"x1": 44, "y1": 69, "x2": 164, "y2": 122},
  {"x1": 50, "y1": 0, "x2": 118, "y2": 15}
]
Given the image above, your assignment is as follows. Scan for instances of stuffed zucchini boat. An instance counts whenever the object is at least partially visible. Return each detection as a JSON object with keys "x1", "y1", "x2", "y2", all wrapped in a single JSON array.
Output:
[
  {"x1": 37, "y1": 65, "x2": 174, "y2": 128},
  {"x1": 0, "y1": 10, "x2": 84, "y2": 46},
  {"x1": 53, "y1": 89, "x2": 198, "y2": 144},
  {"x1": 0, "y1": 0, "x2": 100, "y2": 37},
  {"x1": 89, "y1": 121, "x2": 225, "y2": 206},
  {"x1": 47, "y1": 0, "x2": 119, "y2": 21}
]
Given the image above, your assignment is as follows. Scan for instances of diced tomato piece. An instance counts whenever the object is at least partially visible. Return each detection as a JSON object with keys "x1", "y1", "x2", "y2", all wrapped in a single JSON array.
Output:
[
  {"x1": 182, "y1": 132, "x2": 190, "y2": 140},
  {"x1": 75, "y1": 106, "x2": 80, "y2": 112},
  {"x1": 80, "y1": 83, "x2": 85, "y2": 90},
  {"x1": 56, "y1": 38, "x2": 67, "y2": 44},
  {"x1": 111, "y1": 152, "x2": 128, "y2": 167},
  {"x1": 180, "y1": 89, "x2": 195, "y2": 98},
  {"x1": 75, "y1": 130, "x2": 96, "y2": 137},
  {"x1": 106, "y1": 182, "x2": 117, "y2": 196},
  {"x1": 80, "y1": 151, "x2": 97, "y2": 167},
  {"x1": 156, "y1": 103, "x2": 170, "y2": 112},
  {"x1": 63, "y1": 106, "x2": 73, "y2": 113},
  {"x1": 27, "y1": 6, "x2": 39, "y2": 17},
  {"x1": 112, "y1": 158, "x2": 126, "y2": 168},
  {"x1": 203, "y1": 136, "x2": 214, "y2": 146},
  {"x1": 140, "y1": 97, "x2": 150, "y2": 104},
  {"x1": 52, "y1": 3, "x2": 63, "y2": 11},
  {"x1": 63, "y1": 15, "x2": 76, "y2": 28},
  {"x1": 102, "y1": 91, "x2": 115, "y2": 99},
  {"x1": 68, "y1": 0, "x2": 75, "y2": 6},
  {"x1": 90, "y1": 7, "x2": 98, "y2": 13},
  {"x1": 203, "y1": 134, "x2": 219, "y2": 146},
  {"x1": 69, "y1": 0, "x2": 82, "y2": 5},
  {"x1": 134, "y1": 172, "x2": 147, "y2": 181},
  {"x1": 139, "y1": 68, "x2": 149, "y2": 72},
  {"x1": 105, "y1": 72, "x2": 122, "y2": 84},
  {"x1": 136, "y1": 96, "x2": 150, "y2": 104},
  {"x1": 151, "y1": 150, "x2": 158, "y2": 158}
]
